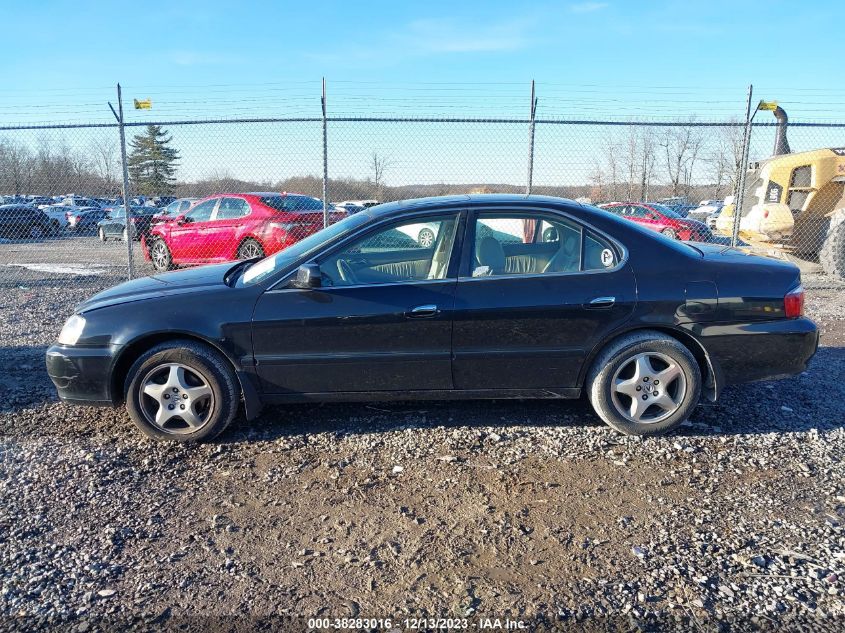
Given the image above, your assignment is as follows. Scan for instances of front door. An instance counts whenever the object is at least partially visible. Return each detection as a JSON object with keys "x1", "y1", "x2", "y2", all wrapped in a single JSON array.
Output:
[
  {"x1": 205, "y1": 196, "x2": 251, "y2": 260},
  {"x1": 252, "y1": 212, "x2": 463, "y2": 394},
  {"x1": 169, "y1": 198, "x2": 219, "y2": 262},
  {"x1": 452, "y1": 210, "x2": 637, "y2": 390}
]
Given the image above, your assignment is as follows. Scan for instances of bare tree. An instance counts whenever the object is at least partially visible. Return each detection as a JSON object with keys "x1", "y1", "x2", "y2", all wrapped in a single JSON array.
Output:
[
  {"x1": 659, "y1": 124, "x2": 705, "y2": 198},
  {"x1": 638, "y1": 127, "x2": 657, "y2": 201},
  {"x1": 89, "y1": 137, "x2": 120, "y2": 193},
  {"x1": 0, "y1": 139, "x2": 34, "y2": 194},
  {"x1": 371, "y1": 152, "x2": 393, "y2": 200}
]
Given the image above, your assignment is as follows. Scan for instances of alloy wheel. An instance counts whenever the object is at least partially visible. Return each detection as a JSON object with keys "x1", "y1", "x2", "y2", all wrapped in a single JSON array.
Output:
[
  {"x1": 610, "y1": 352, "x2": 686, "y2": 424},
  {"x1": 151, "y1": 241, "x2": 169, "y2": 270},
  {"x1": 138, "y1": 363, "x2": 215, "y2": 434},
  {"x1": 418, "y1": 229, "x2": 435, "y2": 248},
  {"x1": 239, "y1": 240, "x2": 263, "y2": 259}
]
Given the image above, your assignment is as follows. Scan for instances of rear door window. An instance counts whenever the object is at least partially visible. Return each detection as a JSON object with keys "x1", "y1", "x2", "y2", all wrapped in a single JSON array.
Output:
[
  {"x1": 216, "y1": 197, "x2": 251, "y2": 220},
  {"x1": 468, "y1": 212, "x2": 621, "y2": 277}
]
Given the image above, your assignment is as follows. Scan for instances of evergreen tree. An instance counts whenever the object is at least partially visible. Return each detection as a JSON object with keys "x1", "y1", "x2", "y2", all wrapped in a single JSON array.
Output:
[{"x1": 127, "y1": 125, "x2": 180, "y2": 196}]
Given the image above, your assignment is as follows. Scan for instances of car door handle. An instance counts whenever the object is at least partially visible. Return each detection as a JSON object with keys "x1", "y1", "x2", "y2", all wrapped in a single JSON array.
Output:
[
  {"x1": 587, "y1": 296, "x2": 616, "y2": 309},
  {"x1": 406, "y1": 304, "x2": 440, "y2": 318}
]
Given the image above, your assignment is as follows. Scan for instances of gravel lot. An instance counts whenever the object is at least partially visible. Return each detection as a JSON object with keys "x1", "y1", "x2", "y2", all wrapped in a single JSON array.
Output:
[{"x1": 1, "y1": 236, "x2": 844, "y2": 630}]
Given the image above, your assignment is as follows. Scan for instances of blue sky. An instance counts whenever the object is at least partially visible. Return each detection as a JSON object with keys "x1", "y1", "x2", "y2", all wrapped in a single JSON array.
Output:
[{"x1": 1, "y1": 0, "x2": 843, "y2": 186}]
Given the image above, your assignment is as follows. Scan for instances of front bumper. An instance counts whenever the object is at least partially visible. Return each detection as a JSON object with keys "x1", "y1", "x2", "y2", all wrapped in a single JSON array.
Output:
[
  {"x1": 695, "y1": 317, "x2": 819, "y2": 385},
  {"x1": 45, "y1": 344, "x2": 119, "y2": 407}
]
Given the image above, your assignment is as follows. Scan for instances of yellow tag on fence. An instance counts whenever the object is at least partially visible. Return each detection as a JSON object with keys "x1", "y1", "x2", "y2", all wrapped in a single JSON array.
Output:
[
  {"x1": 758, "y1": 101, "x2": 778, "y2": 111},
  {"x1": 133, "y1": 98, "x2": 152, "y2": 110}
]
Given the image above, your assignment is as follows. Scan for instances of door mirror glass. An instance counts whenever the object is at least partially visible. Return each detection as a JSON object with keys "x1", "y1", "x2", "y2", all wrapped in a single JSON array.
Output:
[{"x1": 292, "y1": 263, "x2": 322, "y2": 289}]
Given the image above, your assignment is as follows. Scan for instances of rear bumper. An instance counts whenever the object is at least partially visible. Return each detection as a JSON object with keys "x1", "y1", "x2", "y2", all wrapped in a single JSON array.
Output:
[
  {"x1": 45, "y1": 344, "x2": 119, "y2": 407},
  {"x1": 696, "y1": 317, "x2": 819, "y2": 385}
]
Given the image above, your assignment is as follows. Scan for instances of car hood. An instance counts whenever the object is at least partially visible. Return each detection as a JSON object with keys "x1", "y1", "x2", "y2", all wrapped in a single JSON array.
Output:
[{"x1": 76, "y1": 263, "x2": 233, "y2": 313}]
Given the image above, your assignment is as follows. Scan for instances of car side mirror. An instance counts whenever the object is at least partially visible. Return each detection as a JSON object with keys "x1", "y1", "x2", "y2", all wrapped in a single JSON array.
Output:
[
  {"x1": 292, "y1": 263, "x2": 322, "y2": 289},
  {"x1": 178, "y1": 216, "x2": 190, "y2": 224}
]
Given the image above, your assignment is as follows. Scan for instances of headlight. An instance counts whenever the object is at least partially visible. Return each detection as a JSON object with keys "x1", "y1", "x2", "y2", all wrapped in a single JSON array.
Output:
[{"x1": 57, "y1": 314, "x2": 86, "y2": 346}]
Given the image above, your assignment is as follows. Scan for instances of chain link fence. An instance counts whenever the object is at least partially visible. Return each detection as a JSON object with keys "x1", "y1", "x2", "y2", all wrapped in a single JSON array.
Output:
[{"x1": 2, "y1": 97, "x2": 845, "y2": 291}]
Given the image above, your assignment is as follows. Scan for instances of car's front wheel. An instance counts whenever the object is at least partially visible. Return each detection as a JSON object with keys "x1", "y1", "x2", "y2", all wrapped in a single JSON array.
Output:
[
  {"x1": 661, "y1": 228, "x2": 678, "y2": 240},
  {"x1": 124, "y1": 340, "x2": 239, "y2": 442},
  {"x1": 150, "y1": 238, "x2": 173, "y2": 271},
  {"x1": 587, "y1": 331, "x2": 701, "y2": 436}
]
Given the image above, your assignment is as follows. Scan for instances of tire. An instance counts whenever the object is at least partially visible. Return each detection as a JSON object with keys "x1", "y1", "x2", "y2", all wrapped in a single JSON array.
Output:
[
  {"x1": 150, "y1": 239, "x2": 174, "y2": 272},
  {"x1": 28, "y1": 224, "x2": 44, "y2": 240},
  {"x1": 418, "y1": 228, "x2": 436, "y2": 248},
  {"x1": 661, "y1": 228, "x2": 678, "y2": 240},
  {"x1": 237, "y1": 238, "x2": 265, "y2": 260},
  {"x1": 819, "y1": 209, "x2": 845, "y2": 280},
  {"x1": 124, "y1": 340, "x2": 240, "y2": 442},
  {"x1": 587, "y1": 330, "x2": 701, "y2": 436},
  {"x1": 98, "y1": 228, "x2": 107, "y2": 242},
  {"x1": 50, "y1": 220, "x2": 60, "y2": 235}
]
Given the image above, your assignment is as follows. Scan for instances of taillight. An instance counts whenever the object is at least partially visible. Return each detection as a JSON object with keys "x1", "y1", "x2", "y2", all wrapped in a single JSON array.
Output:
[
  {"x1": 763, "y1": 209, "x2": 769, "y2": 219},
  {"x1": 784, "y1": 285, "x2": 804, "y2": 318}
]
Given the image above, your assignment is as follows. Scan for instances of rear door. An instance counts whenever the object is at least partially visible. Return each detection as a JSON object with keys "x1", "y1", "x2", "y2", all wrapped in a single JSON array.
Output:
[
  {"x1": 452, "y1": 208, "x2": 637, "y2": 390},
  {"x1": 252, "y1": 212, "x2": 463, "y2": 394}
]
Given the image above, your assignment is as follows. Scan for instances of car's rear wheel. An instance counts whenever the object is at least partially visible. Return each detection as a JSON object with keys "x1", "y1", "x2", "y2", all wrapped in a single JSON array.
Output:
[
  {"x1": 98, "y1": 227, "x2": 107, "y2": 242},
  {"x1": 28, "y1": 224, "x2": 44, "y2": 240},
  {"x1": 150, "y1": 239, "x2": 173, "y2": 271},
  {"x1": 587, "y1": 331, "x2": 701, "y2": 436},
  {"x1": 124, "y1": 340, "x2": 239, "y2": 442},
  {"x1": 237, "y1": 238, "x2": 264, "y2": 260},
  {"x1": 418, "y1": 228, "x2": 436, "y2": 248},
  {"x1": 661, "y1": 228, "x2": 678, "y2": 240}
]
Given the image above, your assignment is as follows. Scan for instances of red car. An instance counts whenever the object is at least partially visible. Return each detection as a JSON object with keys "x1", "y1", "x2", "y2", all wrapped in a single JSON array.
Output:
[
  {"x1": 142, "y1": 192, "x2": 345, "y2": 271},
  {"x1": 599, "y1": 202, "x2": 712, "y2": 241}
]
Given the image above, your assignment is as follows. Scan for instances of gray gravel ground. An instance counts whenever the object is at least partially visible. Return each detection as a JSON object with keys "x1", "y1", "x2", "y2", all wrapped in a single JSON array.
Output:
[{"x1": 0, "y1": 244, "x2": 844, "y2": 630}]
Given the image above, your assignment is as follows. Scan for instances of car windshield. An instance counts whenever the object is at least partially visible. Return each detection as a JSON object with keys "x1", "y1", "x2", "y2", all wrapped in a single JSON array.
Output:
[
  {"x1": 240, "y1": 213, "x2": 370, "y2": 285},
  {"x1": 648, "y1": 204, "x2": 683, "y2": 219},
  {"x1": 261, "y1": 195, "x2": 325, "y2": 212}
]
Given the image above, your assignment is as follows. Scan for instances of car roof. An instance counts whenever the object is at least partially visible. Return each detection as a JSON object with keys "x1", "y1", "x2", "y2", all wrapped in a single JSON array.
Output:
[
  {"x1": 244, "y1": 191, "x2": 313, "y2": 197},
  {"x1": 366, "y1": 194, "x2": 584, "y2": 220}
]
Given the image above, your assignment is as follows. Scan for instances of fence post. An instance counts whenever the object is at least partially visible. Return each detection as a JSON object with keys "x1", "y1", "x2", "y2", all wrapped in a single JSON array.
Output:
[
  {"x1": 111, "y1": 84, "x2": 135, "y2": 280},
  {"x1": 321, "y1": 77, "x2": 329, "y2": 228},
  {"x1": 732, "y1": 84, "x2": 754, "y2": 247},
  {"x1": 525, "y1": 80, "x2": 538, "y2": 195}
]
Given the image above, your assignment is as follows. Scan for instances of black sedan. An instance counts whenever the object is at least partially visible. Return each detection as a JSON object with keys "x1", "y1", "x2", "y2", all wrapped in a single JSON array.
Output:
[
  {"x1": 0, "y1": 204, "x2": 52, "y2": 239},
  {"x1": 97, "y1": 206, "x2": 159, "y2": 241},
  {"x1": 66, "y1": 207, "x2": 109, "y2": 233},
  {"x1": 46, "y1": 195, "x2": 818, "y2": 442}
]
